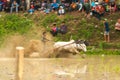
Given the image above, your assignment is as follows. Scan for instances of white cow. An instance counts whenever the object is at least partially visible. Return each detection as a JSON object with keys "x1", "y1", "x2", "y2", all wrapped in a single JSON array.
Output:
[{"x1": 54, "y1": 40, "x2": 87, "y2": 54}]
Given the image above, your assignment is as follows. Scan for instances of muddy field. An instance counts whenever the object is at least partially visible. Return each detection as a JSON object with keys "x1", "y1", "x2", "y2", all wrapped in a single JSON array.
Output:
[{"x1": 0, "y1": 56, "x2": 120, "y2": 80}]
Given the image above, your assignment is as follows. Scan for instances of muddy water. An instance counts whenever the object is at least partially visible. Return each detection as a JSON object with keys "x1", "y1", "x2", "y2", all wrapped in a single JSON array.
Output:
[{"x1": 0, "y1": 56, "x2": 120, "y2": 80}]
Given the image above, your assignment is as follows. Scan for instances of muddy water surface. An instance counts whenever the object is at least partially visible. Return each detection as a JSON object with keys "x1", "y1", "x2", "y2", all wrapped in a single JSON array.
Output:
[{"x1": 0, "y1": 55, "x2": 120, "y2": 80}]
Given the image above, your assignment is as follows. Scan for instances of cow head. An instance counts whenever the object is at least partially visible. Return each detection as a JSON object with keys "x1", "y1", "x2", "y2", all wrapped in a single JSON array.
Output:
[
  {"x1": 81, "y1": 43, "x2": 87, "y2": 52},
  {"x1": 76, "y1": 39, "x2": 89, "y2": 46},
  {"x1": 78, "y1": 43, "x2": 87, "y2": 52}
]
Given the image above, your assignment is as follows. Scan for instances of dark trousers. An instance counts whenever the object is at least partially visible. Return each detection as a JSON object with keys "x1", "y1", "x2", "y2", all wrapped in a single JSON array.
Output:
[
  {"x1": 92, "y1": 11, "x2": 104, "y2": 20},
  {"x1": 50, "y1": 31, "x2": 58, "y2": 36}
]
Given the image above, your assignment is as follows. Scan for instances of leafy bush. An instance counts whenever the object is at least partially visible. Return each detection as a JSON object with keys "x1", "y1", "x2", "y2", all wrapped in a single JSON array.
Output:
[{"x1": 0, "y1": 14, "x2": 32, "y2": 43}]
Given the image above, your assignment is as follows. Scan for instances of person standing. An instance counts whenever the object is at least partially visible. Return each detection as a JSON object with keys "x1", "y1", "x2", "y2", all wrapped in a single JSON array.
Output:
[
  {"x1": 83, "y1": 1, "x2": 91, "y2": 19},
  {"x1": 103, "y1": 19, "x2": 110, "y2": 42}
]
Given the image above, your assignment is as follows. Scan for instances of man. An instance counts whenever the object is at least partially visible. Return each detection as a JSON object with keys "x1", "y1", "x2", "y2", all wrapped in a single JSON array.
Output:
[
  {"x1": 41, "y1": 31, "x2": 49, "y2": 43},
  {"x1": 84, "y1": 1, "x2": 91, "y2": 18},
  {"x1": 41, "y1": 31, "x2": 50, "y2": 52},
  {"x1": 60, "y1": 22, "x2": 67, "y2": 34},
  {"x1": 10, "y1": 0, "x2": 19, "y2": 13},
  {"x1": 51, "y1": 1, "x2": 59, "y2": 11},
  {"x1": 103, "y1": 19, "x2": 110, "y2": 42},
  {"x1": 20, "y1": 0, "x2": 26, "y2": 12}
]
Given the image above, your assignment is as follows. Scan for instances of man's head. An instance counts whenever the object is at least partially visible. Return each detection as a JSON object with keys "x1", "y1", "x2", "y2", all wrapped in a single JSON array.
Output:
[
  {"x1": 62, "y1": 21, "x2": 65, "y2": 25},
  {"x1": 53, "y1": 23, "x2": 56, "y2": 26},
  {"x1": 43, "y1": 31, "x2": 46, "y2": 35}
]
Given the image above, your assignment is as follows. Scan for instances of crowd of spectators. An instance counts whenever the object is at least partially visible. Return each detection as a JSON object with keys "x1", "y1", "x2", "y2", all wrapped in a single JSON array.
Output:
[
  {"x1": 0, "y1": 0, "x2": 119, "y2": 16},
  {"x1": 0, "y1": 0, "x2": 27, "y2": 13}
]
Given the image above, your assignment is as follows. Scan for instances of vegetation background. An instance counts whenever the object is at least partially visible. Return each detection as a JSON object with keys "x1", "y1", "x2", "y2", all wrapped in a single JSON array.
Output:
[{"x1": 0, "y1": 11, "x2": 120, "y2": 57}]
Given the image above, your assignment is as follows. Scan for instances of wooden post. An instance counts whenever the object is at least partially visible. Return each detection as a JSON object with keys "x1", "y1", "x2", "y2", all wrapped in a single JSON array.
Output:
[{"x1": 16, "y1": 47, "x2": 24, "y2": 80}]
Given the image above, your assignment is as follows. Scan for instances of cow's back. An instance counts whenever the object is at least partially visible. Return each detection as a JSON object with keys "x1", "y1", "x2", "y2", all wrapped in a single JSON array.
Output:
[{"x1": 54, "y1": 41, "x2": 74, "y2": 48}]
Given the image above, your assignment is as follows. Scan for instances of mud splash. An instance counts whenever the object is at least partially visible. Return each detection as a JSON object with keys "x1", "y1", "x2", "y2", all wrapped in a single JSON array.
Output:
[{"x1": 0, "y1": 33, "x2": 54, "y2": 58}]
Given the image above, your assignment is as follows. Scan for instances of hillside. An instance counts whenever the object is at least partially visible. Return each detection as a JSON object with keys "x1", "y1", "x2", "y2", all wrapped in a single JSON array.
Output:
[
  {"x1": 28, "y1": 11, "x2": 120, "y2": 49},
  {"x1": 0, "y1": 11, "x2": 120, "y2": 57}
]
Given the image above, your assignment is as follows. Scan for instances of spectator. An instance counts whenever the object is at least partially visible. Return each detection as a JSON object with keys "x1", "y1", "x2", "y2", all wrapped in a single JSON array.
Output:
[
  {"x1": 20, "y1": 0, "x2": 27, "y2": 12},
  {"x1": 103, "y1": 19, "x2": 110, "y2": 42},
  {"x1": 110, "y1": 2, "x2": 116, "y2": 14},
  {"x1": 83, "y1": 1, "x2": 91, "y2": 18},
  {"x1": 105, "y1": 3, "x2": 110, "y2": 12},
  {"x1": 92, "y1": 4, "x2": 105, "y2": 20},
  {"x1": 40, "y1": 1, "x2": 47, "y2": 11},
  {"x1": 59, "y1": 21, "x2": 67, "y2": 34},
  {"x1": 0, "y1": 0, "x2": 3, "y2": 11},
  {"x1": 44, "y1": 1, "x2": 51, "y2": 14},
  {"x1": 58, "y1": 6, "x2": 65, "y2": 15},
  {"x1": 76, "y1": 1, "x2": 83, "y2": 12},
  {"x1": 51, "y1": 1, "x2": 59, "y2": 11},
  {"x1": 28, "y1": 4, "x2": 34, "y2": 14},
  {"x1": 10, "y1": 0, "x2": 19, "y2": 13},
  {"x1": 60, "y1": 0, "x2": 65, "y2": 8},
  {"x1": 4, "y1": 0, "x2": 11, "y2": 12},
  {"x1": 64, "y1": 2, "x2": 70, "y2": 12},
  {"x1": 34, "y1": 0, "x2": 40, "y2": 11},
  {"x1": 28, "y1": 8, "x2": 34, "y2": 14},
  {"x1": 50, "y1": 23, "x2": 59, "y2": 36},
  {"x1": 115, "y1": 19, "x2": 120, "y2": 31},
  {"x1": 70, "y1": 2, "x2": 77, "y2": 11},
  {"x1": 2, "y1": 0, "x2": 7, "y2": 11},
  {"x1": 91, "y1": 0, "x2": 96, "y2": 7}
]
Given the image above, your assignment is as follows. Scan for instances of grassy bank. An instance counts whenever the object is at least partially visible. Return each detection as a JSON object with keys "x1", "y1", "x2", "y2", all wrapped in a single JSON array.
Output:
[{"x1": 0, "y1": 12, "x2": 120, "y2": 55}]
